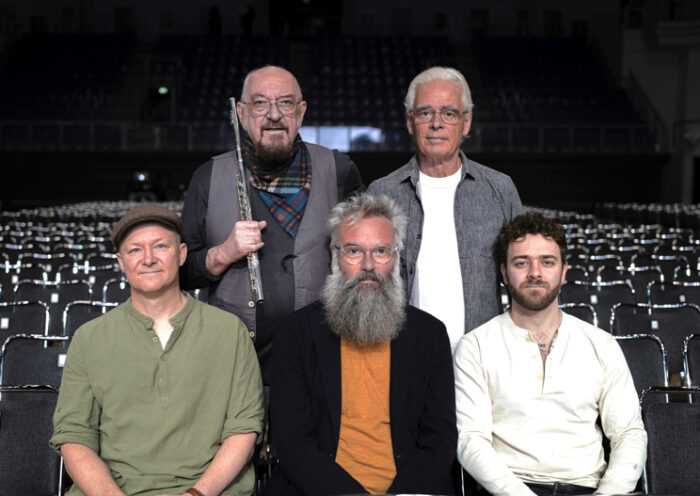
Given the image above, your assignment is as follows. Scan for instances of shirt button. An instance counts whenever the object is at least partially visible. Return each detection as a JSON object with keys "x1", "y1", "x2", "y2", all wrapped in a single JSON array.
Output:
[
  {"x1": 537, "y1": 374, "x2": 543, "y2": 380},
  {"x1": 159, "y1": 377, "x2": 166, "y2": 383},
  {"x1": 161, "y1": 355, "x2": 167, "y2": 361},
  {"x1": 248, "y1": 301, "x2": 255, "y2": 308},
  {"x1": 152, "y1": 337, "x2": 158, "y2": 343},
  {"x1": 417, "y1": 233, "x2": 422, "y2": 239},
  {"x1": 525, "y1": 337, "x2": 532, "y2": 342}
]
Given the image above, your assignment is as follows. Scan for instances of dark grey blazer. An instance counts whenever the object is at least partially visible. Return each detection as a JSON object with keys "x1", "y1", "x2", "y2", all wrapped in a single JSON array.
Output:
[{"x1": 264, "y1": 301, "x2": 457, "y2": 496}]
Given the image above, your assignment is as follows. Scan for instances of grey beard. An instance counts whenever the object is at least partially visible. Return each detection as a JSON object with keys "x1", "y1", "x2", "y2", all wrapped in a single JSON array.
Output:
[
  {"x1": 321, "y1": 261, "x2": 406, "y2": 345},
  {"x1": 257, "y1": 140, "x2": 294, "y2": 164}
]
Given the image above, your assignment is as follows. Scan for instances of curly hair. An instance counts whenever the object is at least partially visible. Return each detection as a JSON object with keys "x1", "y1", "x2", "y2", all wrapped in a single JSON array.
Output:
[{"x1": 495, "y1": 212, "x2": 566, "y2": 265}]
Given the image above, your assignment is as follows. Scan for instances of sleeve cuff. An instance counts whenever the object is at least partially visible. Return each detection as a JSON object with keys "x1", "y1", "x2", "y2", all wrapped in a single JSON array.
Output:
[
  {"x1": 220, "y1": 417, "x2": 264, "y2": 444},
  {"x1": 49, "y1": 432, "x2": 99, "y2": 457},
  {"x1": 195, "y1": 249, "x2": 224, "y2": 283}
]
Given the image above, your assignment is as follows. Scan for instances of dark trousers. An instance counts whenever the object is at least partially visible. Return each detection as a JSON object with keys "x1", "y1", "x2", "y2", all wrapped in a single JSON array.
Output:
[{"x1": 526, "y1": 482, "x2": 594, "y2": 495}]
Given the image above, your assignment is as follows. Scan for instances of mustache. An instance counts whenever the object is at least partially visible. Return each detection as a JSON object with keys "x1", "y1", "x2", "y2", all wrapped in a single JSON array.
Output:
[
  {"x1": 351, "y1": 270, "x2": 383, "y2": 284},
  {"x1": 262, "y1": 121, "x2": 288, "y2": 130}
]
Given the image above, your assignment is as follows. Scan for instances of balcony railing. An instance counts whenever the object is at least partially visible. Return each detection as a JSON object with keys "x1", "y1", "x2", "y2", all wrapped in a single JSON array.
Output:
[{"x1": 0, "y1": 120, "x2": 663, "y2": 154}]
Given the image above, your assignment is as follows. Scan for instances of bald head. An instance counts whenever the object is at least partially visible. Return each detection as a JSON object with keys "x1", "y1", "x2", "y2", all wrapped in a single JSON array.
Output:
[
  {"x1": 241, "y1": 66, "x2": 303, "y2": 102},
  {"x1": 237, "y1": 65, "x2": 307, "y2": 163}
]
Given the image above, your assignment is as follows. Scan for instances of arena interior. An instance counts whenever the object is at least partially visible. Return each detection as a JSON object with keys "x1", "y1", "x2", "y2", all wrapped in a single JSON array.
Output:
[{"x1": 0, "y1": 0, "x2": 699, "y2": 495}]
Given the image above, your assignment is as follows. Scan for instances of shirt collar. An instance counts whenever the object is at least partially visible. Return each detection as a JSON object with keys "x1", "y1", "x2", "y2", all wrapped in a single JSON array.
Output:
[
  {"x1": 504, "y1": 310, "x2": 568, "y2": 344},
  {"x1": 124, "y1": 291, "x2": 195, "y2": 331},
  {"x1": 405, "y1": 150, "x2": 474, "y2": 187}
]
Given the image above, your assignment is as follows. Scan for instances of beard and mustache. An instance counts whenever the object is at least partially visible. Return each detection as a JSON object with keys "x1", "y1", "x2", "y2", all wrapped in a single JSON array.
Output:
[
  {"x1": 507, "y1": 279, "x2": 562, "y2": 312},
  {"x1": 257, "y1": 136, "x2": 293, "y2": 163},
  {"x1": 256, "y1": 122, "x2": 295, "y2": 164},
  {"x1": 321, "y1": 258, "x2": 406, "y2": 345}
]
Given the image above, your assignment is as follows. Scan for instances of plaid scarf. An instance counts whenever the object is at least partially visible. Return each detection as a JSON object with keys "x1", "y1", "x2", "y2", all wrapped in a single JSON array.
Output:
[{"x1": 244, "y1": 134, "x2": 312, "y2": 238}]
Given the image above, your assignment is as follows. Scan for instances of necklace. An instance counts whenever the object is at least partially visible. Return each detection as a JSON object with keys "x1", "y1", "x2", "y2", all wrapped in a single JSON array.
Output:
[{"x1": 534, "y1": 313, "x2": 562, "y2": 354}]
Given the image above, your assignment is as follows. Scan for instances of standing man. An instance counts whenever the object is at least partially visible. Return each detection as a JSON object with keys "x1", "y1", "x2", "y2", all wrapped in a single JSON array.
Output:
[
  {"x1": 368, "y1": 66, "x2": 523, "y2": 348},
  {"x1": 454, "y1": 212, "x2": 647, "y2": 496},
  {"x1": 51, "y1": 205, "x2": 264, "y2": 496},
  {"x1": 180, "y1": 66, "x2": 363, "y2": 380},
  {"x1": 266, "y1": 194, "x2": 457, "y2": 496}
]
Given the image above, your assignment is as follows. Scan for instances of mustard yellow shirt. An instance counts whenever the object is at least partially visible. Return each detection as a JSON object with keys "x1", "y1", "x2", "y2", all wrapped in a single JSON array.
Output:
[{"x1": 335, "y1": 338, "x2": 396, "y2": 494}]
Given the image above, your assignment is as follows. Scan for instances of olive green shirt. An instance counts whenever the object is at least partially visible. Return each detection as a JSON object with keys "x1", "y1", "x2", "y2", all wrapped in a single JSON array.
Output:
[{"x1": 50, "y1": 293, "x2": 264, "y2": 496}]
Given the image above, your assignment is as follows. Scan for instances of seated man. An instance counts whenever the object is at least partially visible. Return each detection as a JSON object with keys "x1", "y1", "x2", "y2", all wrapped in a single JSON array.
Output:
[
  {"x1": 265, "y1": 194, "x2": 457, "y2": 496},
  {"x1": 51, "y1": 205, "x2": 264, "y2": 496},
  {"x1": 454, "y1": 212, "x2": 647, "y2": 496}
]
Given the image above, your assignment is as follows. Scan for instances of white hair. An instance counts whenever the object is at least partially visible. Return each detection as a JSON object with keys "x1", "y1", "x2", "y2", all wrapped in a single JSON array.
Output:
[{"x1": 404, "y1": 66, "x2": 474, "y2": 113}]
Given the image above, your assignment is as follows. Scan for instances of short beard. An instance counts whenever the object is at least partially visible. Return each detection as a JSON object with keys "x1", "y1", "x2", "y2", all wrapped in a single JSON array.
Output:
[
  {"x1": 508, "y1": 282, "x2": 561, "y2": 312},
  {"x1": 321, "y1": 260, "x2": 405, "y2": 345},
  {"x1": 256, "y1": 139, "x2": 295, "y2": 164}
]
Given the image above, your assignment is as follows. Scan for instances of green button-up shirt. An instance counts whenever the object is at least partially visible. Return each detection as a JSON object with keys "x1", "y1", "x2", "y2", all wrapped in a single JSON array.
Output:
[{"x1": 51, "y1": 293, "x2": 264, "y2": 496}]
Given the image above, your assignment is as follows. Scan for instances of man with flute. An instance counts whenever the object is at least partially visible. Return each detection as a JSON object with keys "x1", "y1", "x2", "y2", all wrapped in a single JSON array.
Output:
[{"x1": 180, "y1": 66, "x2": 362, "y2": 382}]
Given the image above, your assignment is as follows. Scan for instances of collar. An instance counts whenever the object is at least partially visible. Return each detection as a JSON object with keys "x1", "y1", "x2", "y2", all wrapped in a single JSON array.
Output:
[
  {"x1": 124, "y1": 291, "x2": 195, "y2": 331},
  {"x1": 404, "y1": 150, "x2": 475, "y2": 187},
  {"x1": 504, "y1": 310, "x2": 567, "y2": 344}
]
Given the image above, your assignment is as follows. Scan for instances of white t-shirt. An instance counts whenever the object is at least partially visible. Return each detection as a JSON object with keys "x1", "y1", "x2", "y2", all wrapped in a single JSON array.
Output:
[{"x1": 410, "y1": 168, "x2": 464, "y2": 349}]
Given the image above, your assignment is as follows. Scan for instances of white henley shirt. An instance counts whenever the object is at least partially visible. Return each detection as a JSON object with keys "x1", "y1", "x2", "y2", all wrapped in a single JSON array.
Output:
[{"x1": 454, "y1": 312, "x2": 647, "y2": 496}]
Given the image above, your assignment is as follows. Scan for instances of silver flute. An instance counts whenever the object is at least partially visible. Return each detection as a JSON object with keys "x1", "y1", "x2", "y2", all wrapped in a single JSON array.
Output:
[{"x1": 229, "y1": 97, "x2": 264, "y2": 303}]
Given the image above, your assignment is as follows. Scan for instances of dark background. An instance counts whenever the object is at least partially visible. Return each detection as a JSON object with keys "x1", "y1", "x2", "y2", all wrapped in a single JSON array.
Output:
[{"x1": 0, "y1": 0, "x2": 698, "y2": 212}]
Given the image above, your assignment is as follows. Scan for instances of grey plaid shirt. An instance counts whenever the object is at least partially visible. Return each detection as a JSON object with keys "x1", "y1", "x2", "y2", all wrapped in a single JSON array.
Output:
[{"x1": 368, "y1": 151, "x2": 523, "y2": 335}]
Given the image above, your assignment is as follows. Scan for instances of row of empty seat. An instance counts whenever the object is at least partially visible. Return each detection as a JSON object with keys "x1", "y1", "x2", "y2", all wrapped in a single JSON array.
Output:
[
  {"x1": 529, "y1": 208, "x2": 700, "y2": 393},
  {"x1": 537, "y1": 202, "x2": 700, "y2": 493},
  {"x1": 0, "y1": 201, "x2": 699, "y2": 494},
  {"x1": 306, "y1": 35, "x2": 455, "y2": 126},
  {"x1": 0, "y1": 33, "x2": 136, "y2": 120},
  {"x1": 0, "y1": 202, "x2": 194, "y2": 494},
  {"x1": 598, "y1": 201, "x2": 700, "y2": 231},
  {"x1": 1, "y1": 34, "x2": 646, "y2": 127},
  {"x1": 475, "y1": 36, "x2": 645, "y2": 125},
  {"x1": 154, "y1": 34, "x2": 289, "y2": 122}
]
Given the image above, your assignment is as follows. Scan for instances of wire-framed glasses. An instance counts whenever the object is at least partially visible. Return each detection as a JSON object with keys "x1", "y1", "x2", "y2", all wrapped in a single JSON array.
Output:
[
  {"x1": 410, "y1": 106, "x2": 468, "y2": 125},
  {"x1": 334, "y1": 244, "x2": 398, "y2": 265},
  {"x1": 242, "y1": 98, "x2": 301, "y2": 115}
]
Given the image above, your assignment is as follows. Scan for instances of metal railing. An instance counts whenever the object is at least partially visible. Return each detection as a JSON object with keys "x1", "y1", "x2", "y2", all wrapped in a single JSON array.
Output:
[{"x1": 0, "y1": 120, "x2": 664, "y2": 154}]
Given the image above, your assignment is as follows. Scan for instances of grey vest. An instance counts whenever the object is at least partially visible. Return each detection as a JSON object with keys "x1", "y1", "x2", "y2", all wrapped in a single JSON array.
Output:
[{"x1": 205, "y1": 143, "x2": 337, "y2": 338}]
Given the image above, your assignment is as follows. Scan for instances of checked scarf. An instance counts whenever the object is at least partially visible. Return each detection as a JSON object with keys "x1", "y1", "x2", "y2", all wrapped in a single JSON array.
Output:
[{"x1": 244, "y1": 134, "x2": 311, "y2": 238}]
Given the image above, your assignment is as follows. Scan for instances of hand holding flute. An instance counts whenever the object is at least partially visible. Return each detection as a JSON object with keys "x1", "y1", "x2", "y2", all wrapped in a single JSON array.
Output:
[
  {"x1": 204, "y1": 219, "x2": 267, "y2": 277},
  {"x1": 204, "y1": 98, "x2": 266, "y2": 304}
]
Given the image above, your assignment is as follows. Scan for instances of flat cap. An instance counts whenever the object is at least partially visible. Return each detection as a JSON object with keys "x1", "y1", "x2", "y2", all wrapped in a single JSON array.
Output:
[{"x1": 111, "y1": 204, "x2": 182, "y2": 249}]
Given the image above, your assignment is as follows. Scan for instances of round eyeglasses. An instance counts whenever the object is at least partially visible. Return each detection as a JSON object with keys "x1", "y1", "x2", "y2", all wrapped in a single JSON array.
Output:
[
  {"x1": 334, "y1": 244, "x2": 398, "y2": 265},
  {"x1": 410, "y1": 107, "x2": 469, "y2": 125},
  {"x1": 242, "y1": 99, "x2": 301, "y2": 115}
]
